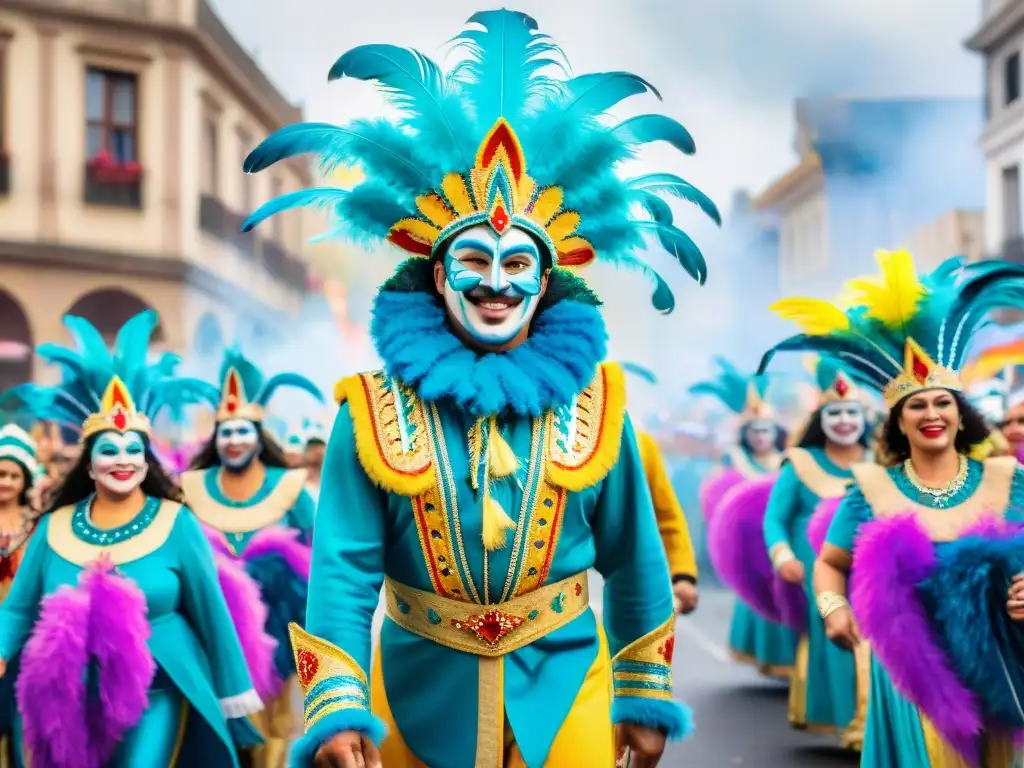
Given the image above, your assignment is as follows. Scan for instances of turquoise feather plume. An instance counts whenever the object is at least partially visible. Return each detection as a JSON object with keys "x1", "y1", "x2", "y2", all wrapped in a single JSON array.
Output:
[
  {"x1": 240, "y1": 9, "x2": 718, "y2": 314},
  {"x1": 217, "y1": 346, "x2": 324, "y2": 411},
  {"x1": 760, "y1": 255, "x2": 1024, "y2": 395},
  {"x1": 15, "y1": 310, "x2": 219, "y2": 432},
  {"x1": 690, "y1": 357, "x2": 770, "y2": 415},
  {"x1": 622, "y1": 362, "x2": 657, "y2": 385}
]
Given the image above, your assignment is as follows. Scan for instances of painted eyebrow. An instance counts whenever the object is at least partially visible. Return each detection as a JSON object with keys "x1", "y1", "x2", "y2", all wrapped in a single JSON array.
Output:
[
  {"x1": 450, "y1": 238, "x2": 496, "y2": 257},
  {"x1": 500, "y1": 244, "x2": 539, "y2": 259}
]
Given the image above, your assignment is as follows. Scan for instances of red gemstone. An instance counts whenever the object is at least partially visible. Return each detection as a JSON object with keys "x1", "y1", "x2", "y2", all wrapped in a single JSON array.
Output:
[
  {"x1": 297, "y1": 649, "x2": 319, "y2": 687},
  {"x1": 112, "y1": 409, "x2": 128, "y2": 430},
  {"x1": 226, "y1": 399, "x2": 237, "y2": 413},
  {"x1": 489, "y1": 206, "x2": 509, "y2": 234},
  {"x1": 658, "y1": 635, "x2": 676, "y2": 664},
  {"x1": 911, "y1": 353, "x2": 929, "y2": 383},
  {"x1": 834, "y1": 377, "x2": 849, "y2": 397},
  {"x1": 574, "y1": 582, "x2": 583, "y2": 596},
  {"x1": 453, "y1": 609, "x2": 525, "y2": 646}
]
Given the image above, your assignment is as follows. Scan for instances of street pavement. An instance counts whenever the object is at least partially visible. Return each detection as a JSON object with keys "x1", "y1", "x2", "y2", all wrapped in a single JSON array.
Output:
[{"x1": 364, "y1": 579, "x2": 860, "y2": 767}]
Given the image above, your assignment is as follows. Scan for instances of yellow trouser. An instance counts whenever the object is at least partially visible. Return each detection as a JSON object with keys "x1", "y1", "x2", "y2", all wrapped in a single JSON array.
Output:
[
  {"x1": 250, "y1": 676, "x2": 299, "y2": 768},
  {"x1": 373, "y1": 628, "x2": 616, "y2": 767}
]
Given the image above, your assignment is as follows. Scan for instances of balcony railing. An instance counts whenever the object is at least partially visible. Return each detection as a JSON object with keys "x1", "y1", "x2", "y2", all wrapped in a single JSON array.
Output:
[
  {"x1": 0, "y1": 155, "x2": 9, "y2": 196},
  {"x1": 83, "y1": 164, "x2": 142, "y2": 209},
  {"x1": 198, "y1": 194, "x2": 308, "y2": 291}
]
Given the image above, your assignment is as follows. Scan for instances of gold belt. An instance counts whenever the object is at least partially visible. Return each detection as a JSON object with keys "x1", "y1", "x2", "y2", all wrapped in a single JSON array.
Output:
[{"x1": 384, "y1": 572, "x2": 590, "y2": 657}]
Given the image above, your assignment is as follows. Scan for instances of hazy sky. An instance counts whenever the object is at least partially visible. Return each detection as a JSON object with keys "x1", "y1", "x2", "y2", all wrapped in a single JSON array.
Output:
[{"x1": 212, "y1": 0, "x2": 984, "y2": 213}]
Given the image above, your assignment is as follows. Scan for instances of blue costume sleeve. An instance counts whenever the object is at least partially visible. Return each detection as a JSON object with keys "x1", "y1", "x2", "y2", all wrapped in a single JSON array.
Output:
[
  {"x1": 593, "y1": 414, "x2": 692, "y2": 740},
  {"x1": 288, "y1": 403, "x2": 387, "y2": 765},
  {"x1": 288, "y1": 488, "x2": 316, "y2": 544},
  {"x1": 0, "y1": 515, "x2": 50, "y2": 661},
  {"x1": 824, "y1": 485, "x2": 872, "y2": 554},
  {"x1": 763, "y1": 462, "x2": 801, "y2": 565},
  {"x1": 175, "y1": 509, "x2": 262, "y2": 718}
]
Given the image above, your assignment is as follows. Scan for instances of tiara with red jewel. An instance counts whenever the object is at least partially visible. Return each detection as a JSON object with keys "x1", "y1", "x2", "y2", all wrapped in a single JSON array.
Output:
[
  {"x1": 881, "y1": 339, "x2": 962, "y2": 409},
  {"x1": 81, "y1": 376, "x2": 152, "y2": 439},
  {"x1": 213, "y1": 347, "x2": 324, "y2": 424},
  {"x1": 216, "y1": 367, "x2": 266, "y2": 423}
]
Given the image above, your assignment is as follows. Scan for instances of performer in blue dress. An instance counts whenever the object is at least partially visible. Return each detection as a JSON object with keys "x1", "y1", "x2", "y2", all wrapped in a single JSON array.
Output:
[
  {"x1": 760, "y1": 357, "x2": 870, "y2": 745},
  {"x1": 239, "y1": 7, "x2": 721, "y2": 766},
  {"x1": 690, "y1": 359, "x2": 798, "y2": 678},
  {"x1": 181, "y1": 346, "x2": 321, "y2": 768},
  {"x1": 0, "y1": 310, "x2": 262, "y2": 768},
  {"x1": 763, "y1": 250, "x2": 1024, "y2": 766}
]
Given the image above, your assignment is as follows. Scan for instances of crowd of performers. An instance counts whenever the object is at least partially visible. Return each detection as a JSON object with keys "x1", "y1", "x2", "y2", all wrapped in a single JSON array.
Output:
[{"x1": 2, "y1": 7, "x2": 1024, "y2": 768}]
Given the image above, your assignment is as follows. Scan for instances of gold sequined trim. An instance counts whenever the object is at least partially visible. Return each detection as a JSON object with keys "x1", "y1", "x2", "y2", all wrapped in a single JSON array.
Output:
[
  {"x1": 612, "y1": 616, "x2": 676, "y2": 701},
  {"x1": 384, "y1": 572, "x2": 589, "y2": 657},
  {"x1": 288, "y1": 624, "x2": 370, "y2": 730},
  {"x1": 47, "y1": 500, "x2": 182, "y2": 566},
  {"x1": 411, "y1": 483, "x2": 471, "y2": 601}
]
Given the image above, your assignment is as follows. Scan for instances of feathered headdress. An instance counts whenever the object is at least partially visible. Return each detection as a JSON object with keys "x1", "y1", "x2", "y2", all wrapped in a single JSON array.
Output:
[
  {"x1": 0, "y1": 424, "x2": 42, "y2": 480},
  {"x1": 7, "y1": 311, "x2": 220, "y2": 441},
  {"x1": 803, "y1": 355, "x2": 862, "y2": 407},
  {"x1": 689, "y1": 357, "x2": 774, "y2": 422},
  {"x1": 761, "y1": 250, "x2": 1024, "y2": 409},
  {"x1": 240, "y1": 10, "x2": 719, "y2": 313},
  {"x1": 216, "y1": 346, "x2": 324, "y2": 423}
]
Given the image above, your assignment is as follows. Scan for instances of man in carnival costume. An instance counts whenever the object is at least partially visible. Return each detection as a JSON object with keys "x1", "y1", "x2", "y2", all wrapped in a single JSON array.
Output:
[
  {"x1": 181, "y1": 347, "x2": 323, "y2": 768},
  {"x1": 763, "y1": 251, "x2": 1024, "y2": 766},
  {"x1": 241, "y1": 9, "x2": 720, "y2": 767},
  {"x1": 622, "y1": 363, "x2": 699, "y2": 614}
]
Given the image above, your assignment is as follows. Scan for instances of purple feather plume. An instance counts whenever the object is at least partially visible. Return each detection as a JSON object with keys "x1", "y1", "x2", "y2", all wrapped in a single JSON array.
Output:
[
  {"x1": 699, "y1": 467, "x2": 744, "y2": 522},
  {"x1": 202, "y1": 523, "x2": 235, "y2": 558},
  {"x1": 17, "y1": 560, "x2": 155, "y2": 768},
  {"x1": 213, "y1": 551, "x2": 282, "y2": 701},
  {"x1": 850, "y1": 514, "x2": 982, "y2": 761},
  {"x1": 707, "y1": 475, "x2": 784, "y2": 624},
  {"x1": 17, "y1": 585, "x2": 91, "y2": 767},
  {"x1": 238, "y1": 526, "x2": 311, "y2": 580},
  {"x1": 808, "y1": 497, "x2": 841, "y2": 557}
]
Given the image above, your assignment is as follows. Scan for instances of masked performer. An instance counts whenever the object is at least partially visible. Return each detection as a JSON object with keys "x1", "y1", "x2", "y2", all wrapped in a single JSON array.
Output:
[
  {"x1": 241, "y1": 8, "x2": 721, "y2": 767},
  {"x1": 690, "y1": 360, "x2": 797, "y2": 677},
  {"x1": 758, "y1": 357, "x2": 870, "y2": 745},
  {"x1": 0, "y1": 426, "x2": 41, "y2": 601},
  {"x1": 181, "y1": 347, "x2": 322, "y2": 768},
  {"x1": 763, "y1": 250, "x2": 1024, "y2": 767},
  {"x1": 621, "y1": 363, "x2": 699, "y2": 614},
  {"x1": 0, "y1": 310, "x2": 262, "y2": 767}
]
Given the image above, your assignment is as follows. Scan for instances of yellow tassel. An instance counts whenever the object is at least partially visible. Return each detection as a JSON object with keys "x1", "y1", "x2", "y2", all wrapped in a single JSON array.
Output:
[
  {"x1": 481, "y1": 486, "x2": 516, "y2": 550},
  {"x1": 487, "y1": 417, "x2": 519, "y2": 478}
]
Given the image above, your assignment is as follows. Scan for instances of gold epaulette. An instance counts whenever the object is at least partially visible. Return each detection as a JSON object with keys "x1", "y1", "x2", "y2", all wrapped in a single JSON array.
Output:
[
  {"x1": 337, "y1": 372, "x2": 435, "y2": 497},
  {"x1": 546, "y1": 362, "x2": 627, "y2": 490}
]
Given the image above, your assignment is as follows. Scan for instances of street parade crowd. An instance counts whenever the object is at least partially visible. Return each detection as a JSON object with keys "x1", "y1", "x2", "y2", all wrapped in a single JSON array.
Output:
[{"x1": 1, "y1": 8, "x2": 1024, "y2": 768}]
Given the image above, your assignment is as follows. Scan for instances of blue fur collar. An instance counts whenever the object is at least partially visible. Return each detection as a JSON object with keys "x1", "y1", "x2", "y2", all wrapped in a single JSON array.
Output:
[{"x1": 370, "y1": 290, "x2": 607, "y2": 417}]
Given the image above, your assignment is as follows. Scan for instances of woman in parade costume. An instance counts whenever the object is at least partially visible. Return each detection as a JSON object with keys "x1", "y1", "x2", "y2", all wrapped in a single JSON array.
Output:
[
  {"x1": 764, "y1": 249, "x2": 1024, "y2": 767},
  {"x1": 622, "y1": 363, "x2": 700, "y2": 614},
  {"x1": 181, "y1": 346, "x2": 321, "y2": 768},
  {"x1": 241, "y1": 8, "x2": 720, "y2": 767},
  {"x1": 690, "y1": 359, "x2": 798, "y2": 677},
  {"x1": 0, "y1": 310, "x2": 263, "y2": 768},
  {"x1": 300, "y1": 419, "x2": 327, "y2": 504},
  {"x1": 758, "y1": 357, "x2": 870, "y2": 746}
]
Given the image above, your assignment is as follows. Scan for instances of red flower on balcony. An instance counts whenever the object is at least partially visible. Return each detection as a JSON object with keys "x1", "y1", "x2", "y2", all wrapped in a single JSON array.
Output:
[{"x1": 88, "y1": 150, "x2": 143, "y2": 184}]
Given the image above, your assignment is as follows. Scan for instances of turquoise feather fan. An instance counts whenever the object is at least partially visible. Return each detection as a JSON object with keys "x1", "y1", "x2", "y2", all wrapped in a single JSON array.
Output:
[
  {"x1": 689, "y1": 357, "x2": 771, "y2": 415},
  {"x1": 240, "y1": 9, "x2": 719, "y2": 314},
  {"x1": 5, "y1": 310, "x2": 219, "y2": 431},
  {"x1": 216, "y1": 346, "x2": 323, "y2": 410}
]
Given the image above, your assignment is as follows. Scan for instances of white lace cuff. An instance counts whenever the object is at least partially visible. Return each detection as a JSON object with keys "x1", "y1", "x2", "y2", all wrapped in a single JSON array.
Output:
[{"x1": 221, "y1": 689, "x2": 264, "y2": 719}]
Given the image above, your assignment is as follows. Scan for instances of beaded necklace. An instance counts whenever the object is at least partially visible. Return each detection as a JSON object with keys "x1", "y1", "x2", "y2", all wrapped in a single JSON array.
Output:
[
  {"x1": 71, "y1": 494, "x2": 161, "y2": 546},
  {"x1": 903, "y1": 454, "x2": 969, "y2": 508}
]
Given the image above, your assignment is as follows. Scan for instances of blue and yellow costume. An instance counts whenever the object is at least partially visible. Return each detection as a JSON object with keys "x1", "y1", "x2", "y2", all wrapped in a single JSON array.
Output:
[
  {"x1": 761, "y1": 359, "x2": 869, "y2": 745},
  {"x1": 240, "y1": 8, "x2": 722, "y2": 766},
  {"x1": 179, "y1": 347, "x2": 321, "y2": 768},
  {"x1": 762, "y1": 250, "x2": 1024, "y2": 766},
  {"x1": 0, "y1": 310, "x2": 261, "y2": 767},
  {"x1": 690, "y1": 360, "x2": 797, "y2": 677}
]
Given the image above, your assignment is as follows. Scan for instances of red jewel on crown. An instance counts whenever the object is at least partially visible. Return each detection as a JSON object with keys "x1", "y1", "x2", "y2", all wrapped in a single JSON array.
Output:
[
  {"x1": 834, "y1": 377, "x2": 849, "y2": 398},
  {"x1": 911, "y1": 352, "x2": 930, "y2": 383},
  {"x1": 489, "y1": 205, "x2": 509, "y2": 234},
  {"x1": 226, "y1": 397, "x2": 238, "y2": 414},
  {"x1": 111, "y1": 407, "x2": 128, "y2": 431}
]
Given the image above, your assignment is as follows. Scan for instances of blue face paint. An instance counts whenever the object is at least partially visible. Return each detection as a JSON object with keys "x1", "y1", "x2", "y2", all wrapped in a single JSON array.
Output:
[
  {"x1": 215, "y1": 419, "x2": 261, "y2": 471},
  {"x1": 442, "y1": 224, "x2": 544, "y2": 346},
  {"x1": 90, "y1": 431, "x2": 148, "y2": 496}
]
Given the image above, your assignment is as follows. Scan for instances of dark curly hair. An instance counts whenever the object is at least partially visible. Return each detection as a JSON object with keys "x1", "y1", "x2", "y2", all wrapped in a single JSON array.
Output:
[
  {"x1": 46, "y1": 433, "x2": 180, "y2": 513},
  {"x1": 880, "y1": 390, "x2": 991, "y2": 463},
  {"x1": 189, "y1": 422, "x2": 289, "y2": 471}
]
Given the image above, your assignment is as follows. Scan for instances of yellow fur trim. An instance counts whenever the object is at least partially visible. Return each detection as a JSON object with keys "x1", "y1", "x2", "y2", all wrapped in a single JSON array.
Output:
[
  {"x1": 334, "y1": 378, "x2": 347, "y2": 405},
  {"x1": 546, "y1": 362, "x2": 627, "y2": 491},
  {"x1": 338, "y1": 373, "x2": 435, "y2": 497}
]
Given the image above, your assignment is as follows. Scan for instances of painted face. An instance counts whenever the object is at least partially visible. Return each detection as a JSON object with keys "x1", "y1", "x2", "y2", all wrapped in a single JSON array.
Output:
[
  {"x1": 442, "y1": 224, "x2": 544, "y2": 347},
  {"x1": 745, "y1": 420, "x2": 778, "y2": 454},
  {"x1": 0, "y1": 459, "x2": 26, "y2": 506},
  {"x1": 215, "y1": 419, "x2": 261, "y2": 470},
  {"x1": 1001, "y1": 401, "x2": 1024, "y2": 451},
  {"x1": 898, "y1": 389, "x2": 959, "y2": 455},
  {"x1": 89, "y1": 431, "x2": 148, "y2": 497},
  {"x1": 820, "y1": 402, "x2": 866, "y2": 446}
]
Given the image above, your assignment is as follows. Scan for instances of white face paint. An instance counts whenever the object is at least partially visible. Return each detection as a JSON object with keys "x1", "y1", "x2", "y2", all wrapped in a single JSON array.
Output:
[
  {"x1": 820, "y1": 402, "x2": 866, "y2": 446},
  {"x1": 216, "y1": 419, "x2": 261, "y2": 471},
  {"x1": 442, "y1": 224, "x2": 544, "y2": 347},
  {"x1": 745, "y1": 420, "x2": 778, "y2": 454},
  {"x1": 89, "y1": 431, "x2": 148, "y2": 497}
]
